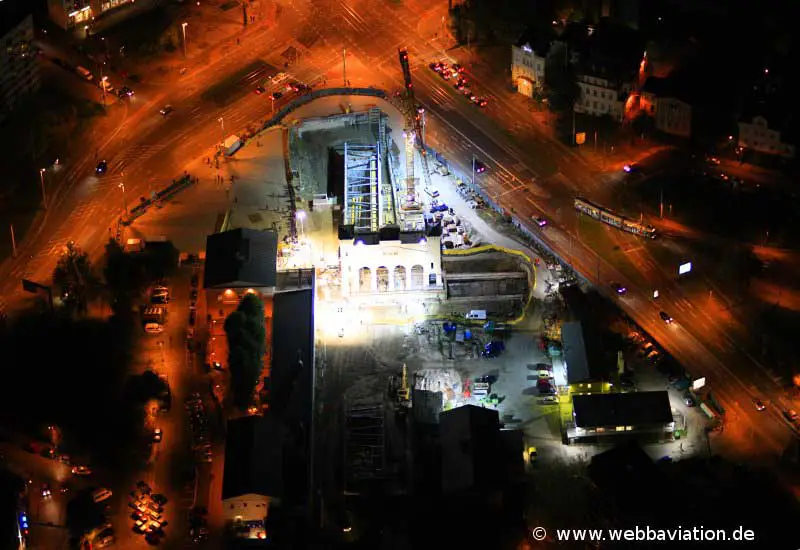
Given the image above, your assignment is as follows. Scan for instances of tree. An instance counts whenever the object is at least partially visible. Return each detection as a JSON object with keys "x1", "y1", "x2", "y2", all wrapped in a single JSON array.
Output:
[
  {"x1": 224, "y1": 293, "x2": 266, "y2": 410},
  {"x1": 141, "y1": 240, "x2": 179, "y2": 281},
  {"x1": 53, "y1": 240, "x2": 96, "y2": 315}
]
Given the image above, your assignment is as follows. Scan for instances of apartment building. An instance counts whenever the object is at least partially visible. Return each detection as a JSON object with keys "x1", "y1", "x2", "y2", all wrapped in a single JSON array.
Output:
[
  {"x1": 0, "y1": 7, "x2": 41, "y2": 123},
  {"x1": 738, "y1": 116, "x2": 795, "y2": 160},
  {"x1": 574, "y1": 68, "x2": 633, "y2": 121},
  {"x1": 511, "y1": 32, "x2": 548, "y2": 98},
  {"x1": 46, "y1": 0, "x2": 135, "y2": 30}
]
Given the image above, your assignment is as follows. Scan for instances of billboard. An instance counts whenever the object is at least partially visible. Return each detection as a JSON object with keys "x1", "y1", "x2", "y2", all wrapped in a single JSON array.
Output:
[
  {"x1": 692, "y1": 377, "x2": 706, "y2": 390},
  {"x1": 679, "y1": 262, "x2": 692, "y2": 275}
]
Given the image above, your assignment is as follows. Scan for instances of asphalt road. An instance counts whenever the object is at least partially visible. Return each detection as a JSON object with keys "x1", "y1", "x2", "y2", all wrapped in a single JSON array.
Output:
[{"x1": 1, "y1": 2, "x2": 797, "y2": 547}]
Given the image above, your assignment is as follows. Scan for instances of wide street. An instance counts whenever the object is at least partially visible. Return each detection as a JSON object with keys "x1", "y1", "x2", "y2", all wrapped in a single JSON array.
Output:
[{"x1": 1, "y1": 0, "x2": 798, "y2": 546}]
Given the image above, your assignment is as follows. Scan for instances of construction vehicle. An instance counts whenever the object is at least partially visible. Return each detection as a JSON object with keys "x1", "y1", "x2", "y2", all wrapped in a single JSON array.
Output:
[{"x1": 398, "y1": 48, "x2": 432, "y2": 209}]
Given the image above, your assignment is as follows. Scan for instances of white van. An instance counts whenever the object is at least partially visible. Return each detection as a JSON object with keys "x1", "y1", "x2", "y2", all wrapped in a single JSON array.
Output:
[
  {"x1": 92, "y1": 488, "x2": 113, "y2": 503},
  {"x1": 76, "y1": 66, "x2": 94, "y2": 81},
  {"x1": 465, "y1": 310, "x2": 487, "y2": 320}
]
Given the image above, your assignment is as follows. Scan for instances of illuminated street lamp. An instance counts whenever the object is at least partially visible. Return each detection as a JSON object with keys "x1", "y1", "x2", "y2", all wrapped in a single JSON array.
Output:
[
  {"x1": 38, "y1": 168, "x2": 48, "y2": 209},
  {"x1": 118, "y1": 175, "x2": 127, "y2": 216},
  {"x1": 181, "y1": 22, "x2": 188, "y2": 58}
]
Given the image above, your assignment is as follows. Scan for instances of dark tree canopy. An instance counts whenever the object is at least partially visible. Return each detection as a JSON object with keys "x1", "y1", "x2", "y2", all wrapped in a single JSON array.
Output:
[{"x1": 224, "y1": 293, "x2": 266, "y2": 410}]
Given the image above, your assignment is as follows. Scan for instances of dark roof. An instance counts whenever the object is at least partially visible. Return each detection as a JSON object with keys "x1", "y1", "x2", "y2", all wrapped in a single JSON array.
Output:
[
  {"x1": 573, "y1": 391, "x2": 673, "y2": 428},
  {"x1": 642, "y1": 75, "x2": 697, "y2": 105},
  {"x1": 588, "y1": 442, "x2": 664, "y2": 515},
  {"x1": 562, "y1": 321, "x2": 590, "y2": 384},
  {"x1": 222, "y1": 414, "x2": 286, "y2": 500},
  {"x1": 439, "y1": 405, "x2": 501, "y2": 494},
  {"x1": 203, "y1": 228, "x2": 277, "y2": 288},
  {"x1": 270, "y1": 288, "x2": 314, "y2": 505},
  {"x1": 515, "y1": 28, "x2": 552, "y2": 57},
  {"x1": 0, "y1": 0, "x2": 32, "y2": 37}
]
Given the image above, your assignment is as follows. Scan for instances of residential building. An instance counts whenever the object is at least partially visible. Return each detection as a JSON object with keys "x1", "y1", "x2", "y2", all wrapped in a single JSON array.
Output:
[
  {"x1": 222, "y1": 414, "x2": 286, "y2": 539},
  {"x1": 737, "y1": 116, "x2": 795, "y2": 160},
  {"x1": 511, "y1": 32, "x2": 548, "y2": 98},
  {"x1": 0, "y1": 5, "x2": 40, "y2": 123},
  {"x1": 552, "y1": 23, "x2": 641, "y2": 121},
  {"x1": 46, "y1": 0, "x2": 136, "y2": 30},
  {"x1": 568, "y1": 391, "x2": 675, "y2": 443},
  {"x1": 203, "y1": 227, "x2": 279, "y2": 312},
  {"x1": 575, "y1": 68, "x2": 633, "y2": 121},
  {"x1": 629, "y1": 76, "x2": 692, "y2": 138}
]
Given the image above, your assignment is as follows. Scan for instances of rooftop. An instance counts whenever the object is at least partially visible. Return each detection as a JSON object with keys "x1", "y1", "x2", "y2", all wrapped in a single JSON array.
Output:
[
  {"x1": 203, "y1": 228, "x2": 278, "y2": 289},
  {"x1": 222, "y1": 414, "x2": 286, "y2": 500},
  {"x1": 439, "y1": 405, "x2": 502, "y2": 494},
  {"x1": 573, "y1": 391, "x2": 673, "y2": 428}
]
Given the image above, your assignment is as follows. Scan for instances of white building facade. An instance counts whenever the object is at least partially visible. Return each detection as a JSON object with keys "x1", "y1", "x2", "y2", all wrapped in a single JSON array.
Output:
[
  {"x1": 339, "y1": 236, "x2": 442, "y2": 296},
  {"x1": 574, "y1": 73, "x2": 632, "y2": 121},
  {"x1": 738, "y1": 116, "x2": 795, "y2": 159},
  {"x1": 511, "y1": 43, "x2": 546, "y2": 98}
]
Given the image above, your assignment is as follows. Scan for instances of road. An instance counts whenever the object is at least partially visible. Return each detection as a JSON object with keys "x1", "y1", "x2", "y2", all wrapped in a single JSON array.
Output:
[
  {"x1": 306, "y1": 0, "x2": 796, "y2": 460},
  {"x1": 0, "y1": 0, "x2": 797, "y2": 545}
]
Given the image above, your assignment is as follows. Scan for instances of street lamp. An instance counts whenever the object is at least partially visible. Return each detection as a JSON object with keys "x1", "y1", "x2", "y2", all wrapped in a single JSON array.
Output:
[
  {"x1": 38, "y1": 168, "x2": 48, "y2": 209},
  {"x1": 181, "y1": 22, "x2": 188, "y2": 58},
  {"x1": 119, "y1": 173, "x2": 127, "y2": 216},
  {"x1": 217, "y1": 116, "x2": 224, "y2": 148}
]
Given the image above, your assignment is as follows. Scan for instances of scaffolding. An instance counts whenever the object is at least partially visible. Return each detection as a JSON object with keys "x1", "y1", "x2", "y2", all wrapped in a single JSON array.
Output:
[
  {"x1": 343, "y1": 142, "x2": 381, "y2": 232},
  {"x1": 344, "y1": 403, "x2": 386, "y2": 487}
]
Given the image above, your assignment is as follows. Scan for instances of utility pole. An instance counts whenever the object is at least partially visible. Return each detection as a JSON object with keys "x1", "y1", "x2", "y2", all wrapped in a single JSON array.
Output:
[
  {"x1": 659, "y1": 187, "x2": 664, "y2": 218},
  {"x1": 342, "y1": 48, "x2": 347, "y2": 87},
  {"x1": 10, "y1": 224, "x2": 17, "y2": 258},
  {"x1": 38, "y1": 168, "x2": 48, "y2": 209}
]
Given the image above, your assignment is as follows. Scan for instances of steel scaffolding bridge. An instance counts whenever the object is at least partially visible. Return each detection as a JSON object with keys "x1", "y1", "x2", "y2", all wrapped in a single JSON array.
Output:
[{"x1": 343, "y1": 142, "x2": 382, "y2": 233}]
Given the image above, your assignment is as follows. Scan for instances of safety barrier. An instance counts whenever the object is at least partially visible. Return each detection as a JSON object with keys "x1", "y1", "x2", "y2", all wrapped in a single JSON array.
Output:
[{"x1": 443, "y1": 244, "x2": 536, "y2": 325}]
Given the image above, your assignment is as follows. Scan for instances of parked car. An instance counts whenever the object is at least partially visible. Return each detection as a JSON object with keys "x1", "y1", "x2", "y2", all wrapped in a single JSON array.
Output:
[{"x1": 72, "y1": 465, "x2": 92, "y2": 476}]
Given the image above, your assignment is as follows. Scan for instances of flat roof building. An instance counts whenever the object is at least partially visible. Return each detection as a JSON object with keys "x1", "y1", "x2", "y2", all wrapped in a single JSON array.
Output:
[{"x1": 568, "y1": 391, "x2": 675, "y2": 443}]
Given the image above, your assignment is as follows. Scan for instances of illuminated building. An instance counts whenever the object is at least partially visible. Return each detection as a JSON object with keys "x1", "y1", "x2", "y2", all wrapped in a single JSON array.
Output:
[
  {"x1": 46, "y1": 0, "x2": 138, "y2": 30},
  {"x1": 511, "y1": 32, "x2": 548, "y2": 98}
]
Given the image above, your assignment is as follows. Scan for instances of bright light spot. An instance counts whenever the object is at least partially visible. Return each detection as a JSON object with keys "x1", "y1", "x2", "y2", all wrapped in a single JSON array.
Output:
[
  {"x1": 354, "y1": 239, "x2": 364, "y2": 246},
  {"x1": 418, "y1": 237, "x2": 427, "y2": 245},
  {"x1": 678, "y1": 262, "x2": 692, "y2": 275},
  {"x1": 653, "y1": 290, "x2": 659, "y2": 299},
  {"x1": 296, "y1": 210, "x2": 306, "y2": 220},
  {"x1": 623, "y1": 164, "x2": 632, "y2": 173}
]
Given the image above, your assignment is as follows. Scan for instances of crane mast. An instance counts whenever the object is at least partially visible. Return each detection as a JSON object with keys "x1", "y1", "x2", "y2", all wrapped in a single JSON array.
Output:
[{"x1": 398, "y1": 48, "x2": 432, "y2": 207}]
